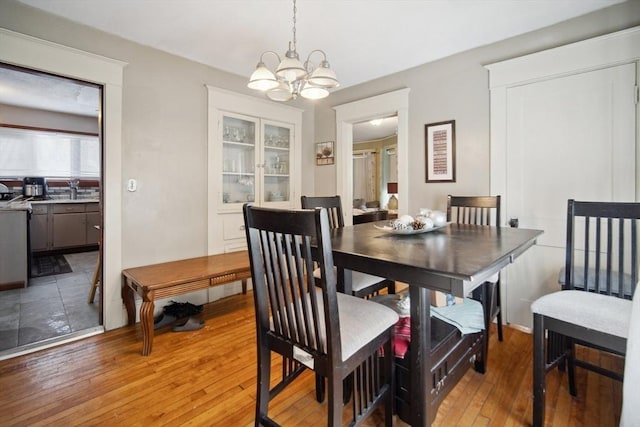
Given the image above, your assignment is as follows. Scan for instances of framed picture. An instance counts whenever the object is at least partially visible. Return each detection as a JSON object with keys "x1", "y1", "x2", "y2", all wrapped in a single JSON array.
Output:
[
  {"x1": 425, "y1": 120, "x2": 456, "y2": 182},
  {"x1": 316, "y1": 141, "x2": 335, "y2": 165}
]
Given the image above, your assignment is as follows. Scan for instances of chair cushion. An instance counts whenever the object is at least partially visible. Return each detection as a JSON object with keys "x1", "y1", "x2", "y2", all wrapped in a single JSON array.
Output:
[
  {"x1": 531, "y1": 290, "x2": 632, "y2": 338},
  {"x1": 621, "y1": 283, "x2": 640, "y2": 426},
  {"x1": 558, "y1": 266, "x2": 634, "y2": 296},
  {"x1": 337, "y1": 291, "x2": 399, "y2": 360},
  {"x1": 314, "y1": 267, "x2": 389, "y2": 293},
  {"x1": 273, "y1": 288, "x2": 399, "y2": 362}
]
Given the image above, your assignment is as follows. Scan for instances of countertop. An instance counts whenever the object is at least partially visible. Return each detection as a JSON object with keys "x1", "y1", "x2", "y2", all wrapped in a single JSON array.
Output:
[
  {"x1": 30, "y1": 198, "x2": 99, "y2": 204},
  {"x1": 0, "y1": 198, "x2": 99, "y2": 212}
]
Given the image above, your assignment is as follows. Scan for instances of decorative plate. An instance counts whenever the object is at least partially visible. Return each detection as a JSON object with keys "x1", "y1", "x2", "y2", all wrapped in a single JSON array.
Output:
[{"x1": 374, "y1": 223, "x2": 449, "y2": 235}]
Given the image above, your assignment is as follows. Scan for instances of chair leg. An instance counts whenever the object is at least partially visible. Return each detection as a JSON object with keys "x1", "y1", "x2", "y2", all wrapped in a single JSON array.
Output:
[
  {"x1": 315, "y1": 373, "x2": 325, "y2": 402},
  {"x1": 255, "y1": 345, "x2": 271, "y2": 425},
  {"x1": 533, "y1": 313, "x2": 546, "y2": 427},
  {"x1": 566, "y1": 337, "x2": 577, "y2": 397},
  {"x1": 328, "y1": 371, "x2": 343, "y2": 427}
]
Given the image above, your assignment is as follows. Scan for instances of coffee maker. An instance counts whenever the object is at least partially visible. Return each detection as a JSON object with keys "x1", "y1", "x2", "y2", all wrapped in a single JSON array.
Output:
[{"x1": 23, "y1": 177, "x2": 47, "y2": 199}]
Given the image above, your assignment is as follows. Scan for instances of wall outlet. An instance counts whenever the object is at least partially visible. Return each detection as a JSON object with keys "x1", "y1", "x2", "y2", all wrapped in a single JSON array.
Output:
[{"x1": 127, "y1": 179, "x2": 137, "y2": 192}]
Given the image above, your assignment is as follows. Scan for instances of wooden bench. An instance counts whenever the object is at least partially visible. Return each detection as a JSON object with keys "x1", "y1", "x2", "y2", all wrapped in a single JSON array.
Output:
[{"x1": 122, "y1": 251, "x2": 251, "y2": 356}]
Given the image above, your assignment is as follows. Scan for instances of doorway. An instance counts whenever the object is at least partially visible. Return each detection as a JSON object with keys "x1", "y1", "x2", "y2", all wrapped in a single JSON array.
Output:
[
  {"x1": 334, "y1": 88, "x2": 410, "y2": 224},
  {"x1": 352, "y1": 115, "x2": 398, "y2": 211},
  {"x1": 0, "y1": 63, "x2": 104, "y2": 355}
]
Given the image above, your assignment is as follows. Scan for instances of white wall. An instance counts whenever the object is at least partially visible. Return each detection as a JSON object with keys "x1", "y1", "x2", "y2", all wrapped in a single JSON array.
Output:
[{"x1": 313, "y1": 1, "x2": 640, "y2": 215}]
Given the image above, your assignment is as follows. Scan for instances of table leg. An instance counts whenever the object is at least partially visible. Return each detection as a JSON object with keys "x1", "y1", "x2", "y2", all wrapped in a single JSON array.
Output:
[
  {"x1": 336, "y1": 268, "x2": 352, "y2": 295},
  {"x1": 121, "y1": 278, "x2": 136, "y2": 326},
  {"x1": 472, "y1": 282, "x2": 492, "y2": 373},
  {"x1": 409, "y1": 285, "x2": 432, "y2": 427},
  {"x1": 140, "y1": 299, "x2": 155, "y2": 356}
]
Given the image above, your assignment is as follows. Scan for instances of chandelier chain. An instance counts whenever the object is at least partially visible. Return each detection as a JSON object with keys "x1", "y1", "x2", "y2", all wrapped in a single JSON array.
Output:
[{"x1": 292, "y1": 0, "x2": 297, "y2": 50}]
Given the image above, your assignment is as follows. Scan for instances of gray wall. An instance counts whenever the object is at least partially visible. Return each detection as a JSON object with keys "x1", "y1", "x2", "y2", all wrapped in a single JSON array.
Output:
[
  {"x1": 313, "y1": 1, "x2": 640, "y2": 214},
  {"x1": 0, "y1": 0, "x2": 315, "y2": 270}
]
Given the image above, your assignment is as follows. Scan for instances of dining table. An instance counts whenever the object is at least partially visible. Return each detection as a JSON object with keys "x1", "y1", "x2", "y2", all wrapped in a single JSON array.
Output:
[{"x1": 329, "y1": 222, "x2": 543, "y2": 426}]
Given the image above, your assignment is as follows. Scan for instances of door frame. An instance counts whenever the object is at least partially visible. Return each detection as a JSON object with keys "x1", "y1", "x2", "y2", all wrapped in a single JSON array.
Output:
[
  {"x1": 0, "y1": 28, "x2": 126, "y2": 331},
  {"x1": 486, "y1": 26, "x2": 640, "y2": 329},
  {"x1": 334, "y1": 88, "x2": 410, "y2": 224}
]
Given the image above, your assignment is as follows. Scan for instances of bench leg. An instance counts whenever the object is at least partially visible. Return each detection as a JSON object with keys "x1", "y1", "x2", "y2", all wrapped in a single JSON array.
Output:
[
  {"x1": 121, "y1": 279, "x2": 136, "y2": 326},
  {"x1": 140, "y1": 300, "x2": 155, "y2": 356}
]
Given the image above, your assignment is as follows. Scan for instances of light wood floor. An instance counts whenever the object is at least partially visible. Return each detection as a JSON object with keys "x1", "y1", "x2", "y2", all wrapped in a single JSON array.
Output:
[{"x1": 0, "y1": 291, "x2": 623, "y2": 426}]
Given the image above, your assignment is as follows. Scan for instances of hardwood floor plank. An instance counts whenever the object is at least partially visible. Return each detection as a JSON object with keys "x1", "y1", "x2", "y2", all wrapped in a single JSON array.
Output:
[{"x1": 0, "y1": 291, "x2": 624, "y2": 426}]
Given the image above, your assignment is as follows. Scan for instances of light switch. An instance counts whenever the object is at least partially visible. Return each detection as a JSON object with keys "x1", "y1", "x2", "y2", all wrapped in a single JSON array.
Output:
[{"x1": 127, "y1": 179, "x2": 137, "y2": 192}]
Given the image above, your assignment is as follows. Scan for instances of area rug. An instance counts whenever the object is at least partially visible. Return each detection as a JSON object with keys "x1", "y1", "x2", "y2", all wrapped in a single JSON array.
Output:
[{"x1": 31, "y1": 254, "x2": 72, "y2": 277}]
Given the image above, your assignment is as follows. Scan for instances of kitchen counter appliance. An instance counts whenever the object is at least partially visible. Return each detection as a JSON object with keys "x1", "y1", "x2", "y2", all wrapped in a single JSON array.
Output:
[
  {"x1": 0, "y1": 183, "x2": 13, "y2": 200},
  {"x1": 23, "y1": 177, "x2": 46, "y2": 199}
]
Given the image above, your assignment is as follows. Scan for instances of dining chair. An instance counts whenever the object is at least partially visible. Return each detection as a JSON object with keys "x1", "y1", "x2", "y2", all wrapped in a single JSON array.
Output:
[
  {"x1": 243, "y1": 204, "x2": 398, "y2": 426},
  {"x1": 446, "y1": 195, "x2": 502, "y2": 371},
  {"x1": 531, "y1": 199, "x2": 639, "y2": 427},
  {"x1": 301, "y1": 195, "x2": 396, "y2": 298}
]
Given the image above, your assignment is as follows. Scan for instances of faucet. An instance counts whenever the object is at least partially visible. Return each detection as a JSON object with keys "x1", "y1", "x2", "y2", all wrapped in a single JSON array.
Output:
[{"x1": 68, "y1": 178, "x2": 79, "y2": 200}]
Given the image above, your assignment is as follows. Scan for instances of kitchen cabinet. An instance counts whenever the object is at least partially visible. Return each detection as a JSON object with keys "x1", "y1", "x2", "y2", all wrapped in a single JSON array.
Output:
[
  {"x1": 207, "y1": 86, "x2": 302, "y2": 254},
  {"x1": 31, "y1": 201, "x2": 100, "y2": 252},
  {"x1": 0, "y1": 209, "x2": 28, "y2": 289},
  {"x1": 30, "y1": 204, "x2": 49, "y2": 251}
]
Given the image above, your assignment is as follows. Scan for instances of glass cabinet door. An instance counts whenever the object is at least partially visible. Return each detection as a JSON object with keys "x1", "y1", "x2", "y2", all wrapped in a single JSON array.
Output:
[
  {"x1": 262, "y1": 121, "x2": 292, "y2": 204},
  {"x1": 222, "y1": 114, "x2": 256, "y2": 206}
]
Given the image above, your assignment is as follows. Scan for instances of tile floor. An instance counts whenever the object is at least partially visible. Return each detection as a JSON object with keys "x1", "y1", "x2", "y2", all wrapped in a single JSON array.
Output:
[{"x1": 0, "y1": 251, "x2": 100, "y2": 352}]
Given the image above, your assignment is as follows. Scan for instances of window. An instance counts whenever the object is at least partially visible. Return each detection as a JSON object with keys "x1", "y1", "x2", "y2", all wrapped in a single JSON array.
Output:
[{"x1": 0, "y1": 127, "x2": 99, "y2": 177}]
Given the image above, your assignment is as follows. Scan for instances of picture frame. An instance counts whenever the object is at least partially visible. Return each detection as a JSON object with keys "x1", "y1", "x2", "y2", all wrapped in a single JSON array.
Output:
[
  {"x1": 316, "y1": 141, "x2": 335, "y2": 165},
  {"x1": 425, "y1": 120, "x2": 456, "y2": 182}
]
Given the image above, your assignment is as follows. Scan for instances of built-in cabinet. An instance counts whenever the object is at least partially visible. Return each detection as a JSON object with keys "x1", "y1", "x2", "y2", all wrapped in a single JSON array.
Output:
[
  {"x1": 221, "y1": 113, "x2": 294, "y2": 208},
  {"x1": 207, "y1": 86, "x2": 302, "y2": 254},
  {"x1": 31, "y1": 201, "x2": 100, "y2": 252}
]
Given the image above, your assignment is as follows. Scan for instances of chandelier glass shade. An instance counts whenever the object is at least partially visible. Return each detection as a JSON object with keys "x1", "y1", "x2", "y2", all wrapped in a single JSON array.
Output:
[{"x1": 247, "y1": 0, "x2": 339, "y2": 101}]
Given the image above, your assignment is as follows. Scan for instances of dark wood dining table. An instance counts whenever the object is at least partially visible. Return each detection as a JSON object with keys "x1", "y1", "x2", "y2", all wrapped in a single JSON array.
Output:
[{"x1": 329, "y1": 222, "x2": 543, "y2": 426}]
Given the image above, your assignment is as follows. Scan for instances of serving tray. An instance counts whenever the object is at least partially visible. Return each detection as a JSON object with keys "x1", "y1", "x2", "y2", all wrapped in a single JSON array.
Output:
[{"x1": 374, "y1": 223, "x2": 449, "y2": 235}]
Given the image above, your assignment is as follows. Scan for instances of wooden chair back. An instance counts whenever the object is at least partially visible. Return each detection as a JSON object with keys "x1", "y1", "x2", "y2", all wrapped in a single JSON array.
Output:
[
  {"x1": 300, "y1": 195, "x2": 344, "y2": 229},
  {"x1": 447, "y1": 195, "x2": 501, "y2": 226},
  {"x1": 564, "y1": 199, "x2": 639, "y2": 299},
  {"x1": 243, "y1": 204, "x2": 341, "y2": 365}
]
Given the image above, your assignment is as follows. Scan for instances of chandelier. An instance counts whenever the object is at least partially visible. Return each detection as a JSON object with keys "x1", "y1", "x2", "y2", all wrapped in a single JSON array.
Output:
[{"x1": 247, "y1": 0, "x2": 339, "y2": 102}]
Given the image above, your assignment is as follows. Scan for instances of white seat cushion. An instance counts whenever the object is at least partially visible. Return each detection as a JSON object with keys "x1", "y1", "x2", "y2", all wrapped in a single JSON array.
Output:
[
  {"x1": 531, "y1": 290, "x2": 632, "y2": 338},
  {"x1": 314, "y1": 267, "x2": 389, "y2": 293},
  {"x1": 273, "y1": 288, "x2": 399, "y2": 362},
  {"x1": 337, "y1": 291, "x2": 399, "y2": 360}
]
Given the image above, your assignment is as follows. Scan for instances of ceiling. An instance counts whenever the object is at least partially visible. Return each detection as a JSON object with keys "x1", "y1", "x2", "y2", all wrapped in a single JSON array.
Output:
[
  {"x1": 2, "y1": 0, "x2": 625, "y2": 138},
  {"x1": 16, "y1": 0, "x2": 623, "y2": 89}
]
